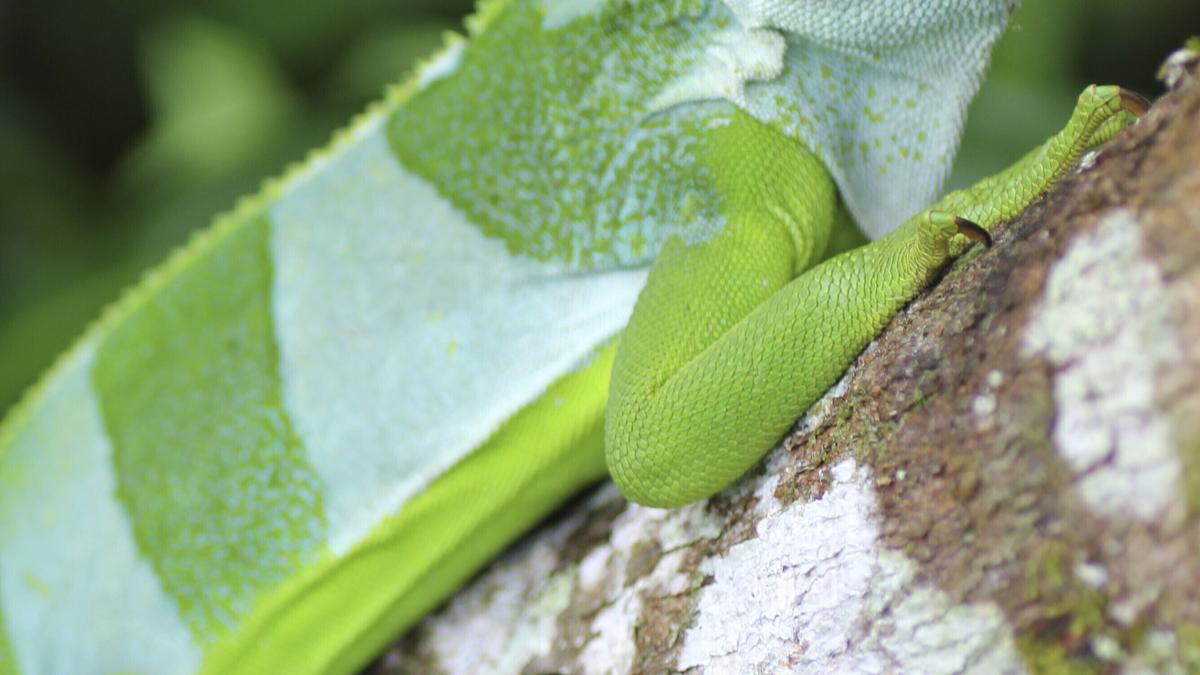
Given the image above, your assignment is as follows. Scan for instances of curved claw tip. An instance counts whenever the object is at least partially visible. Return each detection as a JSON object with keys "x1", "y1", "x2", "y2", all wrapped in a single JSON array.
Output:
[
  {"x1": 1119, "y1": 88, "x2": 1152, "y2": 117},
  {"x1": 954, "y1": 216, "x2": 992, "y2": 247}
]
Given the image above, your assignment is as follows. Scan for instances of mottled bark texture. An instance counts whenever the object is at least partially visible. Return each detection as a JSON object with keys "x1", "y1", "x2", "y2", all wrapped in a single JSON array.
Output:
[{"x1": 374, "y1": 53, "x2": 1200, "y2": 675}]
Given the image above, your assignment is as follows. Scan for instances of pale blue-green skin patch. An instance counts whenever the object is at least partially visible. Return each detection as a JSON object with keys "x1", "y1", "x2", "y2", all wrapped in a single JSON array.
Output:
[
  {"x1": 269, "y1": 121, "x2": 647, "y2": 555},
  {"x1": 389, "y1": 0, "x2": 735, "y2": 269},
  {"x1": 666, "y1": 0, "x2": 1017, "y2": 238},
  {"x1": 539, "y1": 0, "x2": 609, "y2": 29},
  {"x1": 0, "y1": 342, "x2": 200, "y2": 674},
  {"x1": 91, "y1": 216, "x2": 326, "y2": 639}
]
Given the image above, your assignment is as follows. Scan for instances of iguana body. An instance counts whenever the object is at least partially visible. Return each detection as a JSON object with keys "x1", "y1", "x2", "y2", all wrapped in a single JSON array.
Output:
[{"x1": 0, "y1": 1, "x2": 1143, "y2": 673}]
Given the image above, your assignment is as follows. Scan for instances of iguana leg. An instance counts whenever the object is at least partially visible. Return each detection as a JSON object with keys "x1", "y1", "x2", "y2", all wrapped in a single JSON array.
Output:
[
  {"x1": 936, "y1": 85, "x2": 1147, "y2": 251},
  {"x1": 606, "y1": 87, "x2": 1144, "y2": 508}
]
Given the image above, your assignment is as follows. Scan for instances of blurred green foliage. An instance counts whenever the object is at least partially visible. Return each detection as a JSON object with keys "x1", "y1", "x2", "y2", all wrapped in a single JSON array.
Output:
[{"x1": 0, "y1": 0, "x2": 1195, "y2": 414}]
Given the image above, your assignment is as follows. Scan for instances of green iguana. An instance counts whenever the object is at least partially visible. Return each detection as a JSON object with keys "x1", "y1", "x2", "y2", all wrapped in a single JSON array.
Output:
[{"x1": 0, "y1": 1, "x2": 1146, "y2": 673}]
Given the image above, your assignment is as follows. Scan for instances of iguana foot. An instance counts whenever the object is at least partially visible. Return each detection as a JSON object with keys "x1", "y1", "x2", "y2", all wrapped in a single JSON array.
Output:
[
  {"x1": 922, "y1": 83, "x2": 1151, "y2": 258},
  {"x1": 1081, "y1": 86, "x2": 1150, "y2": 150}
]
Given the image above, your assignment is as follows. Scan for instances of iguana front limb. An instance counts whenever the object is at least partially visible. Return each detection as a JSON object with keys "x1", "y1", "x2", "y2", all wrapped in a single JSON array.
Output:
[{"x1": 607, "y1": 85, "x2": 1147, "y2": 507}]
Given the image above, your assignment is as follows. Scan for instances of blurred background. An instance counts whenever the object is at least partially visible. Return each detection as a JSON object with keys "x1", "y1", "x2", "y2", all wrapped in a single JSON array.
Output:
[{"x1": 0, "y1": 0, "x2": 1196, "y2": 415}]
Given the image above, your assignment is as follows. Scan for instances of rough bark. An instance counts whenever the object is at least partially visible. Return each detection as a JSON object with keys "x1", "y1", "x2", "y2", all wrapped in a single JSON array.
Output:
[{"x1": 374, "y1": 52, "x2": 1200, "y2": 675}]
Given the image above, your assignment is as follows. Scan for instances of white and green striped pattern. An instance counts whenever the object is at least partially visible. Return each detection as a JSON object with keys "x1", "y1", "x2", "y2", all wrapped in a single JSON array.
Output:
[
  {"x1": 0, "y1": 109, "x2": 646, "y2": 672},
  {"x1": 1, "y1": 341, "x2": 202, "y2": 673}
]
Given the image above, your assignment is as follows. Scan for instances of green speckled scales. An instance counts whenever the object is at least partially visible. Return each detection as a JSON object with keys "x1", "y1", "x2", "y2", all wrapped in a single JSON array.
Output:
[{"x1": 0, "y1": 1, "x2": 1016, "y2": 673}]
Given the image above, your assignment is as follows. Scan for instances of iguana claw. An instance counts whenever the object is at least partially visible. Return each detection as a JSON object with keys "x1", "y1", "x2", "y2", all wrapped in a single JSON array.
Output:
[
  {"x1": 954, "y1": 216, "x2": 992, "y2": 247},
  {"x1": 1118, "y1": 88, "x2": 1152, "y2": 117}
]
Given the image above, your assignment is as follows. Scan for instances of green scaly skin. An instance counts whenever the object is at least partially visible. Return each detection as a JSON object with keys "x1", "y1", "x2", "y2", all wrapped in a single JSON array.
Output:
[{"x1": 607, "y1": 85, "x2": 1145, "y2": 507}]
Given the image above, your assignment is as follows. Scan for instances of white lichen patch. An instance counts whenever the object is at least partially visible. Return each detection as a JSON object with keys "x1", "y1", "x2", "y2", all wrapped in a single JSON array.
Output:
[
  {"x1": 419, "y1": 513, "x2": 581, "y2": 674},
  {"x1": 576, "y1": 488, "x2": 724, "y2": 675},
  {"x1": 1158, "y1": 43, "x2": 1199, "y2": 90},
  {"x1": 1127, "y1": 629, "x2": 1189, "y2": 674},
  {"x1": 678, "y1": 459, "x2": 1023, "y2": 674},
  {"x1": 412, "y1": 481, "x2": 723, "y2": 675},
  {"x1": 973, "y1": 369, "x2": 1006, "y2": 431},
  {"x1": 1078, "y1": 150, "x2": 1101, "y2": 172},
  {"x1": 1074, "y1": 561, "x2": 1109, "y2": 590},
  {"x1": 1022, "y1": 208, "x2": 1184, "y2": 522},
  {"x1": 973, "y1": 392, "x2": 997, "y2": 417},
  {"x1": 579, "y1": 589, "x2": 640, "y2": 675}
]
